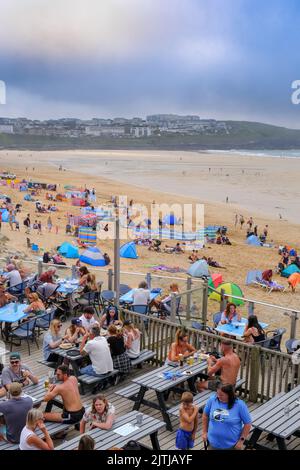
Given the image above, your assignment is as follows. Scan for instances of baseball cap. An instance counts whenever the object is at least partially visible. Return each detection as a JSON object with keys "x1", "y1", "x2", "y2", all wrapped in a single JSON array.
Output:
[
  {"x1": 10, "y1": 352, "x2": 21, "y2": 360},
  {"x1": 71, "y1": 318, "x2": 82, "y2": 326},
  {"x1": 123, "y1": 319, "x2": 132, "y2": 326},
  {"x1": 10, "y1": 382, "x2": 22, "y2": 396}
]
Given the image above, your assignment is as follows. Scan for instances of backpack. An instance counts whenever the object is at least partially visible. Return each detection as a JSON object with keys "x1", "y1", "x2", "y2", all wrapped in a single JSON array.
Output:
[{"x1": 292, "y1": 348, "x2": 300, "y2": 366}]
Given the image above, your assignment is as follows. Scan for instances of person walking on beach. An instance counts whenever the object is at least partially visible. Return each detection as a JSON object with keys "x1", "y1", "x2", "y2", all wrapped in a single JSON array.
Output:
[
  {"x1": 226, "y1": 196, "x2": 229, "y2": 204},
  {"x1": 234, "y1": 214, "x2": 238, "y2": 228},
  {"x1": 239, "y1": 215, "x2": 245, "y2": 229},
  {"x1": 47, "y1": 216, "x2": 52, "y2": 233},
  {"x1": 247, "y1": 217, "x2": 253, "y2": 230},
  {"x1": 23, "y1": 214, "x2": 31, "y2": 234},
  {"x1": 37, "y1": 221, "x2": 42, "y2": 235},
  {"x1": 263, "y1": 225, "x2": 269, "y2": 239}
]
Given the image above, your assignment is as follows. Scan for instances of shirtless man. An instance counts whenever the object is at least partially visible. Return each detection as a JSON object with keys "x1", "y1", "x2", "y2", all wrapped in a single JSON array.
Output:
[
  {"x1": 197, "y1": 340, "x2": 240, "y2": 392},
  {"x1": 43, "y1": 365, "x2": 85, "y2": 424}
]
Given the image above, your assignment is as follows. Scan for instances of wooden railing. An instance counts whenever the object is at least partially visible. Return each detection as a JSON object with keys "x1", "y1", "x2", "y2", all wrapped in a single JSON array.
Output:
[{"x1": 121, "y1": 308, "x2": 300, "y2": 403}]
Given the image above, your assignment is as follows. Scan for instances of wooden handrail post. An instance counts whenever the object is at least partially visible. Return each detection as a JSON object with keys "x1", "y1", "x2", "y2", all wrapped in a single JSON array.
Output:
[
  {"x1": 220, "y1": 288, "x2": 226, "y2": 311},
  {"x1": 170, "y1": 293, "x2": 177, "y2": 323},
  {"x1": 108, "y1": 268, "x2": 113, "y2": 291},
  {"x1": 248, "y1": 301, "x2": 255, "y2": 316},
  {"x1": 202, "y1": 281, "x2": 208, "y2": 327},
  {"x1": 146, "y1": 272, "x2": 152, "y2": 290},
  {"x1": 71, "y1": 265, "x2": 77, "y2": 279},
  {"x1": 290, "y1": 312, "x2": 298, "y2": 340},
  {"x1": 38, "y1": 260, "x2": 43, "y2": 276},
  {"x1": 186, "y1": 277, "x2": 192, "y2": 322},
  {"x1": 249, "y1": 346, "x2": 260, "y2": 402}
]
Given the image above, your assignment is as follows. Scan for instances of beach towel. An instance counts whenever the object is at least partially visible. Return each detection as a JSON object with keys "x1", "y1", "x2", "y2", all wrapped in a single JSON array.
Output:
[{"x1": 151, "y1": 264, "x2": 186, "y2": 273}]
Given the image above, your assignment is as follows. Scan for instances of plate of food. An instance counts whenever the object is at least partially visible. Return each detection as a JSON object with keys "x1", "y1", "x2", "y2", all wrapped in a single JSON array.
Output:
[{"x1": 60, "y1": 342, "x2": 73, "y2": 350}]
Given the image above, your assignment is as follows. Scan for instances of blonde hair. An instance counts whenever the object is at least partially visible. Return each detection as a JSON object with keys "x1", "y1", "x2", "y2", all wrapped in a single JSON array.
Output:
[
  {"x1": 30, "y1": 293, "x2": 40, "y2": 302},
  {"x1": 26, "y1": 408, "x2": 43, "y2": 427},
  {"x1": 175, "y1": 328, "x2": 188, "y2": 346},
  {"x1": 50, "y1": 319, "x2": 61, "y2": 336}
]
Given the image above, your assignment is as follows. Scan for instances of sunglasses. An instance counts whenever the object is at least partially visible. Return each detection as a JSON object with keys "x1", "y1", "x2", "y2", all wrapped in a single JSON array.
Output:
[{"x1": 10, "y1": 360, "x2": 20, "y2": 364}]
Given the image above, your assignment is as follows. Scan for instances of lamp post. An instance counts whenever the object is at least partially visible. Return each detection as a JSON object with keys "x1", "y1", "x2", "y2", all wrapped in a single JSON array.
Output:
[{"x1": 113, "y1": 215, "x2": 120, "y2": 306}]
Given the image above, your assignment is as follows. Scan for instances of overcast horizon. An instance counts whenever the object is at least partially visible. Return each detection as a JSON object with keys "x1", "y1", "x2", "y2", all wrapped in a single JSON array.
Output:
[{"x1": 1, "y1": 0, "x2": 300, "y2": 128}]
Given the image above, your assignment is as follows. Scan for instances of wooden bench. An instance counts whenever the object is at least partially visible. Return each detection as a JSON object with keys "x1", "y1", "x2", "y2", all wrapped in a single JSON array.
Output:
[
  {"x1": 0, "y1": 422, "x2": 72, "y2": 450},
  {"x1": 131, "y1": 349, "x2": 156, "y2": 368},
  {"x1": 114, "y1": 383, "x2": 141, "y2": 401},
  {"x1": 167, "y1": 378, "x2": 246, "y2": 417},
  {"x1": 78, "y1": 370, "x2": 119, "y2": 395}
]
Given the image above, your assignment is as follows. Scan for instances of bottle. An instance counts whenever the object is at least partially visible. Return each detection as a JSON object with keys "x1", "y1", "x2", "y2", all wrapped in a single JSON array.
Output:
[
  {"x1": 44, "y1": 378, "x2": 49, "y2": 389},
  {"x1": 179, "y1": 354, "x2": 184, "y2": 367},
  {"x1": 194, "y1": 352, "x2": 198, "y2": 363}
]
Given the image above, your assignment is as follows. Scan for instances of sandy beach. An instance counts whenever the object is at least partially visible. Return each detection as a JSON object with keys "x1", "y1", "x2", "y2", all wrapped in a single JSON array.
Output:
[{"x1": 0, "y1": 149, "x2": 299, "y2": 339}]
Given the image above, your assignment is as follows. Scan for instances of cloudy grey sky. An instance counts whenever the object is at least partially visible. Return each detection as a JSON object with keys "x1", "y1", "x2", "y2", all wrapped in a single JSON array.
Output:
[{"x1": 1, "y1": 0, "x2": 300, "y2": 127}]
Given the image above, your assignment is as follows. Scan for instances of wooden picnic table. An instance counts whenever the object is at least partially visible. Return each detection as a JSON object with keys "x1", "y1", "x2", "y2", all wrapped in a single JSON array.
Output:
[
  {"x1": 246, "y1": 385, "x2": 300, "y2": 450},
  {"x1": 51, "y1": 346, "x2": 82, "y2": 376},
  {"x1": 131, "y1": 360, "x2": 207, "y2": 431},
  {"x1": 0, "y1": 378, "x2": 63, "y2": 409},
  {"x1": 55, "y1": 410, "x2": 165, "y2": 450}
]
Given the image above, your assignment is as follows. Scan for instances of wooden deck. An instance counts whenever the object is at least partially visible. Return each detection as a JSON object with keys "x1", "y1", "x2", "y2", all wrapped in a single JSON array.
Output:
[{"x1": 3, "y1": 334, "x2": 300, "y2": 451}]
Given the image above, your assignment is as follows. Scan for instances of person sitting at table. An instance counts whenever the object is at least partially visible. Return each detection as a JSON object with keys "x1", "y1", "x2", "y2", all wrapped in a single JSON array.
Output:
[
  {"x1": 0, "y1": 283, "x2": 17, "y2": 307},
  {"x1": 151, "y1": 283, "x2": 180, "y2": 315},
  {"x1": 0, "y1": 382, "x2": 33, "y2": 444},
  {"x1": 79, "y1": 306, "x2": 100, "y2": 332},
  {"x1": 19, "y1": 409, "x2": 54, "y2": 450},
  {"x1": 166, "y1": 328, "x2": 196, "y2": 364},
  {"x1": 220, "y1": 303, "x2": 241, "y2": 325},
  {"x1": 79, "y1": 325, "x2": 114, "y2": 379},
  {"x1": 43, "y1": 365, "x2": 85, "y2": 425},
  {"x1": 123, "y1": 320, "x2": 141, "y2": 359},
  {"x1": 64, "y1": 318, "x2": 86, "y2": 344},
  {"x1": 107, "y1": 324, "x2": 132, "y2": 376},
  {"x1": 243, "y1": 315, "x2": 266, "y2": 344},
  {"x1": 0, "y1": 264, "x2": 22, "y2": 288},
  {"x1": 80, "y1": 394, "x2": 116, "y2": 433},
  {"x1": 100, "y1": 305, "x2": 122, "y2": 330},
  {"x1": 132, "y1": 281, "x2": 150, "y2": 306},
  {"x1": 39, "y1": 268, "x2": 56, "y2": 284},
  {"x1": 42, "y1": 319, "x2": 64, "y2": 362},
  {"x1": 1, "y1": 352, "x2": 38, "y2": 392},
  {"x1": 75, "y1": 273, "x2": 98, "y2": 307},
  {"x1": 77, "y1": 435, "x2": 95, "y2": 450},
  {"x1": 23, "y1": 292, "x2": 45, "y2": 316},
  {"x1": 202, "y1": 382, "x2": 251, "y2": 450},
  {"x1": 197, "y1": 340, "x2": 241, "y2": 392},
  {"x1": 78, "y1": 266, "x2": 90, "y2": 287}
]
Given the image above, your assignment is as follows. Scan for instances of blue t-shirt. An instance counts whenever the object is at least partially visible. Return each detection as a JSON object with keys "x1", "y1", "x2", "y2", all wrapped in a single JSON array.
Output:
[
  {"x1": 43, "y1": 332, "x2": 60, "y2": 360},
  {"x1": 204, "y1": 395, "x2": 251, "y2": 449}
]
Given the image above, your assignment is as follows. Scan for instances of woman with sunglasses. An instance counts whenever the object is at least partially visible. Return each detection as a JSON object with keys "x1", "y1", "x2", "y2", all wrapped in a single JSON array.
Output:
[
  {"x1": 166, "y1": 328, "x2": 196, "y2": 364},
  {"x1": 42, "y1": 319, "x2": 64, "y2": 362}
]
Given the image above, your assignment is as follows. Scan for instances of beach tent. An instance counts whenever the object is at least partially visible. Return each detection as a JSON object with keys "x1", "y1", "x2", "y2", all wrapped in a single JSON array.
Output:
[
  {"x1": 281, "y1": 264, "x2": 300, "y2": 278},
  {"x1": 209, "y1": 282, "x2": 244, "y2": 306},
  {"x1": 58, "y1": 242, "x2": 79, "y2": 258},
  {"x1": 246, "y1": 235, "x2": 261, "y2": 246},
  {"x1": 78, "y1": 227, "x2": 97, "y2": 246},
  {"x1": 290, "y1": 249, "x2": 297, "y2": 257},
  {"x1": 120, "y1": 242, "x2": 138, "y2": 259},
  {"x1": 163, "y1": 214, "x2": 179, "y2": 225},
  {"x1": 79, "y1": 246, "x2": 106, "y2": 266},
  {"x1": 187, "y1": 259, "x2": 210, "y2": 278},
  {"x1": 208, "y1": 273, "x2": 223, "y2": 293},
  {"x1": 24, "y1": 194, "x2": 33, "y2": 201}
]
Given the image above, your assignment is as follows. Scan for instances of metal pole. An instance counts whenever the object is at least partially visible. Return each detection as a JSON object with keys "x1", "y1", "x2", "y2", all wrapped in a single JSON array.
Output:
[
  {"x1": 146, "y1": 272, "x2": 152, "y2": 290},
  {"x1": 114, "y1": 217, "x2": 120, "y2": 307},
  {"x1": 186, "y1": 277, "x2": 192, "y2": 322},
  {"x1": 290, "y1": 312, "x2": 298, "y2": 340},
  {"x1": 38, "y1": 260, "x2": 43, "y2": 276},
  {"x1": 108, "y1": 268, "x2": 113, "y2": 291},
  {"x1": 71, "y1": 265, "x2": 77, "y2": 279},
  {"x1": 248, "y1": 301, "x2": 255, "y2": 316}
]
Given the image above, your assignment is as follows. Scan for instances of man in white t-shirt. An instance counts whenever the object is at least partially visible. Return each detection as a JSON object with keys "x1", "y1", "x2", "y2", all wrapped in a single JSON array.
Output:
[
  {"x1": 79, "y1": 325, "x2": 113, "y2": 376},
  {"x1": 132, "y1": 281, "x2": 150, "y2": 306},
  {"x1": 79, "y1": 306, "x2": 99, "y2": 332},
  {"x1": 1, "y1": 264, "x2": 22, "y2": 288}
]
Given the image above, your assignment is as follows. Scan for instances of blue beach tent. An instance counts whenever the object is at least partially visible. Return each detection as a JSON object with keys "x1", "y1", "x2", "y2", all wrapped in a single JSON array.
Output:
[
  {"x1": 163, "y1": 214, "x2": 179, "y2": 225},
  {"x1": 58, "y1": 242, "x2": 79, "y2": 259},
  {"x1": 281, "y1": 264, "x2": 300, "y2": 278},
  {"x1": 187, "y1": 259, "x2": 210, "y2": 278},
  {"x1": 246, "y1": 235, "x2": 261, "y2": 246},
  {"x1": 120, "y1": 242, "x2": 138, "y2": 259},
  {"x1": 79, "y1": 246, "x2": 106, "y2": 266},
  {"x1": 0, "y1": 209, "x2": 9, "y2": 222}
]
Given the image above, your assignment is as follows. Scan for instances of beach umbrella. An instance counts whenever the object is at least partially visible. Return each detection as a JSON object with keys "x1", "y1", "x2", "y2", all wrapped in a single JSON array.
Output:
[{"x1": 209, "y1": 282, "x2": 244, "y2": 306}]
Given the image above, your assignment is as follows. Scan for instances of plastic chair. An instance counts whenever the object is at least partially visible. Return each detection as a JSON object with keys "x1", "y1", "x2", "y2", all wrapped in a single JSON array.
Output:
[
  {"x1": 9, "y1": 318, "x2": 39, "y2": 355},
  {"x1": 286, "y1": 339, "x2": 300, "y2": 354},
  {"x1": 131, "y1": 304, "x2": 148, "y2": 315},
  {"x1": 100, "y1": 290, "x2": 115, "y2": 308},
  {"x1": 213, "y1": 312, "x2": 222, "y2": 328},
  {"x1": 256, "y1": 328, "x2": 286, "y2": 351},
  {"x1": 119, "y1": 284, "x2": 132, "y2": 296},
  {"x1": 36, "y1": 307, "x2": 56, "y2": 335}
]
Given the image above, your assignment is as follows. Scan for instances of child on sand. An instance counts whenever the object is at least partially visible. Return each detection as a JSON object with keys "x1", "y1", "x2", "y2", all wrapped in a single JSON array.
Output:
[{"x1": 175, "y1": 392, "x2": 198, "y2": 450}]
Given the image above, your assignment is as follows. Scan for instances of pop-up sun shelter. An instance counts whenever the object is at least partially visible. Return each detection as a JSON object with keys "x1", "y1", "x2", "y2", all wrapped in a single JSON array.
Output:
[
  {"x1": 120, "y1": 242, "x2": 138, "y2": 259},
  {"x1": 209, "y1": 282, "x2": 244, "y2": 306},
  {"x1": 187, "y1": 259, "x2": 210, "y2": 278},
  {"x1": 281, "y1": 264, "x2": 300, "y2": 278},
  {"x1": 246, "y1": 235, "x2": 261, "y2": 246},
  {"x1": 58, "y1": 242, "x2": 79, "y2": 259},
  {"x1": 163, "y1": 214, "x2": 179, "y2": 225},
  {"x1": 79, "y1": 246, "x2": 106, "y2": 266}
]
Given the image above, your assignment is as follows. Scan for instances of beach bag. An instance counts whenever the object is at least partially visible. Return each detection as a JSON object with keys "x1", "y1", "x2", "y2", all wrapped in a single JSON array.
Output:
[{"x1": 292, "y1": 349, "x2": 300, "y2": 365}]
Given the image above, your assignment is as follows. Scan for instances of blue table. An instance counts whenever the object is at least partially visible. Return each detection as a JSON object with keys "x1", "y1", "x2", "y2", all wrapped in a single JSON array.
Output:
[
  {"x1": 0, "y1": 303, "x2": 28, "y2": 323},
  {"x1": 119, "y1": 289, "x2": 161, "y2": 304},
  {"x1": 57, "y1": 279, "x2": 79, "y2": 294},
  {"x1": 215, "y1": 317, "x2": 268, "y2": 338}
]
